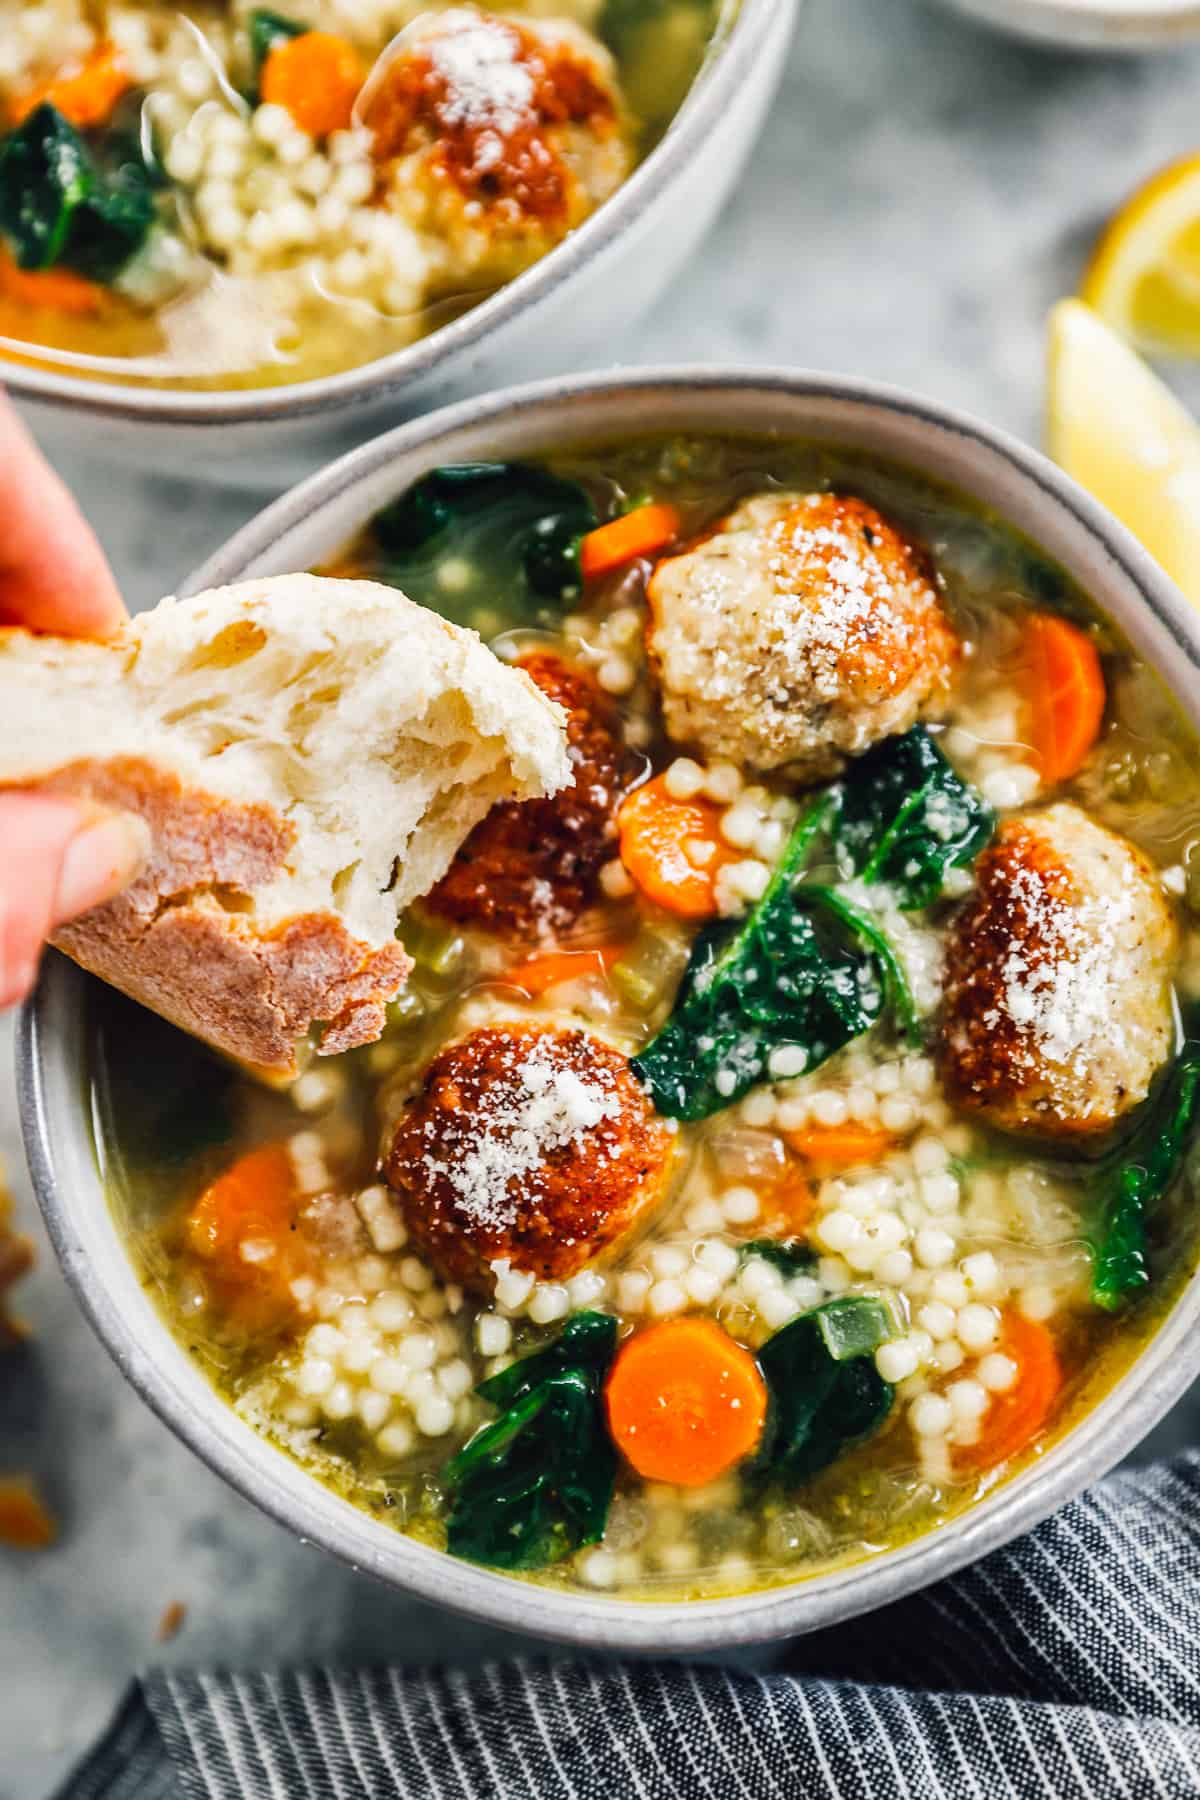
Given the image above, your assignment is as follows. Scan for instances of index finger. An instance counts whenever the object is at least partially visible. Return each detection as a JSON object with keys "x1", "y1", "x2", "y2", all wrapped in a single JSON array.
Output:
[{"x1": 0, "y1": 390, "x2": 126, "y2": 639}]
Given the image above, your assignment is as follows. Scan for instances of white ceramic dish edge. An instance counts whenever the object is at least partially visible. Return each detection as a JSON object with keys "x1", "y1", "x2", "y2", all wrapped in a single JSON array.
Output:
[
  {"x1": 20, "y1": 365, "x2": 1200, "y2": 1652},
  {"x1": 935, "y1": 0, "x2": 1200, "y2": 50}
]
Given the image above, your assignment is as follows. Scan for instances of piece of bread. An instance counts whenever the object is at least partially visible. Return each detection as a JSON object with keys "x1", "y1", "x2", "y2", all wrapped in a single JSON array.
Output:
[{"x1": 0, "y1": 574, "x2": 569, "y2": 1075}]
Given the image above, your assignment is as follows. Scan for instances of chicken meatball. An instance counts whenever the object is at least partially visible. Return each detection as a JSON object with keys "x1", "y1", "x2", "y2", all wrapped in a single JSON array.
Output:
[
  {"x1": 363, "y1": 7, "x2": 633, "y2": 295},
  {"x1": 646, "y1": 492, "x2": 960, "y2": 778},
  {"x1": 940, "y1": 804, "x2": 1177, "y2": 1139},
  {"x1": 426, "y1": 651, "x2": 637, "y2": 936},
  {"x1": 384, "y1": 1024, "x2": 676, "y2": 1292}
]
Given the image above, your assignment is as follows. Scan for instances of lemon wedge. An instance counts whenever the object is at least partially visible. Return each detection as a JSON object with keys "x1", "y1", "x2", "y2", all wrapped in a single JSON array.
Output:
[
  {"x1": 1047, "y1": 298, "x2": 1200, "y2": 605},
  {"x1": 1082, "y1": 154, "x2": 1200, "y2": 356}
]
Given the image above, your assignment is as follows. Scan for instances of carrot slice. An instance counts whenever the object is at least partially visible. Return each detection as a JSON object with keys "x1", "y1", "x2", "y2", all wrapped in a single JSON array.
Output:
[
  {"x1": 959, "y1": 1311, "x2": 1062, "y2": 1473},
  {"x1": 13, "y1": 44, "x2": 131, "y2": 128},
  {"x1": 502, "y1": 944, "x2": 623, "y2": 995},
  {"x1": 184, "y1": 1143, "x2": 307, "y2": 1329},
  {"x1": 758, "y1": 1171, "x2": 815, "y2": 1235},
  {"x1": 0, "y1": 249, "x2": 105, "y2": 316},
  {"x1": 786, "y1": 1124, "x2": 904, "y2": 1171},
  {"x1": 617, "y1": 774, "x2": 738, "y2": 919},
  {"x1": 0, "y1": 1477, "x2": 56, "y2": 1550},
  {"x1": 579, "y1": 504, "x2": 682, "y2": 582},
  {"x1": 605, "y1": 1316, "x2": 768, "y2": 1486},
  {"x1": 1020, "y1": 612, "x2": 1106, "y2": 787},
  {"x1": 260, "y1": 32, "x2": 365, "y2": 139}
]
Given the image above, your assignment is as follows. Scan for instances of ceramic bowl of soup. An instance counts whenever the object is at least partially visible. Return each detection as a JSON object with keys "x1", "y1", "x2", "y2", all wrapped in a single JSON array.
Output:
[
  {"x1": 933, "y1": 0, "x2": 1200, "y2": 47},
  {"x1": 20, "y1": 368, "x2": 1200, "y2": 1651},
  {"x1": 0, "y1": 0, "x2": 791, "y2": 485}
]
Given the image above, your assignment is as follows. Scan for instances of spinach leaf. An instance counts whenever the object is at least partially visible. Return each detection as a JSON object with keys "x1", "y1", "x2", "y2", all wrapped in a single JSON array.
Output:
[
  {"x1": 1088, "y1": 1043, "x2": 1200, "y2": 1311},
  {"x1": 754, "y1": 1297, "x2": 894, "y2": 1487},
  {"x1": 631, "y1": 802, "x2": 888, "y2": 1121},
  {"x1": 801, "y1": 885, "x2": 920, "y2": 1045},
  {"x1": 738, "y1": 1239, "x2": 817, "y2": 1277},
  {"x1": 248, "y1": 8, "x2": 308, "y2": 72},
  {"x1": 630, "y1": 732, "x2": 990, "y2": 1121},
  {"x1": 0, "y1": 105, "x2": 89, "y2": 270},
  {"x1": 833, "y1": 725, "x2": 994, "y2": 909},
  {"x1": 0, "y1": 105, "x2": 155, "y2": 281},
  {"x1": 445, "y1": 1311, "x2": 617, "y2": 1569},
  {"x1": 371, "y1": 462, "x2": 598, "y2": 628},
  {"x1": 1018, "y1": 548, "x2": 1071, "y2": 611},
  {"x1": 475, "y1": 1309, "x2": 617, "y2": 1409}
]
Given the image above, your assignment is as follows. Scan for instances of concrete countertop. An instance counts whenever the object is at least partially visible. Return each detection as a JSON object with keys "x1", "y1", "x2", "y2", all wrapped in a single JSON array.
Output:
[{"x1": 5, "y1": 0, "x2": 1200, "y2": 1791}]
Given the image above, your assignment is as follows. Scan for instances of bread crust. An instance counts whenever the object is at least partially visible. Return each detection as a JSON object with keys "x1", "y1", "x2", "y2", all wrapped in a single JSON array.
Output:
[
  {"x1": 42, "y1": 756, "x2": 412, "y2": 1076},
  {"x1": 1, "y1": 573, "x2": 572, "y2": 1076}
]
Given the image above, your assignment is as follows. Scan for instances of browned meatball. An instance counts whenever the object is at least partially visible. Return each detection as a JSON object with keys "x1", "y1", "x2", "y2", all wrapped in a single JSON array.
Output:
[
  {"x1": 363, "y1": 7, "x2": 632, "y2": 288},
  {"x1": 939, "y1": 804, "x2": 1177, "y2": 1140},
  {"x1": 425, "y1": 651, "x2": 637, "y2": 937},
  {"x1": 384, "y1": 1024, "x2": 676, "y2": 1292},
  {"x1": 646, "y1": 491, "x2": 960, "y2": 778}
]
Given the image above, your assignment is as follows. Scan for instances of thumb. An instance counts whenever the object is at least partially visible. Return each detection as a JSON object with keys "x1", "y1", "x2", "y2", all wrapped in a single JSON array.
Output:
[{"x1": 0, "y1": 794, "x2": 148, "y2": 1009}]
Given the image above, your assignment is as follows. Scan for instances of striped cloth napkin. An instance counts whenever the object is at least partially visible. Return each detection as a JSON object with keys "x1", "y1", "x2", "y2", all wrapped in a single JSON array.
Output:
[{"x1": 61, "y1": 1453, "x2": 1200, "y2": 1800}]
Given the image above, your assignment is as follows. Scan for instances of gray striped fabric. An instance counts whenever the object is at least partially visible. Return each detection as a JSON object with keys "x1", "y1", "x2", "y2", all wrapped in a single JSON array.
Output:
[{"x1": 62, "y1": 1453, "x2": 1200, "y2": 1800}]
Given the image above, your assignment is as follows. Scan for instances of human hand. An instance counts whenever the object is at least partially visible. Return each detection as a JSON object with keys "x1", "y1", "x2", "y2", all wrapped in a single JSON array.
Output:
[{"x1": 0, "y1": 393, "x2": 147, "y2": 1009}]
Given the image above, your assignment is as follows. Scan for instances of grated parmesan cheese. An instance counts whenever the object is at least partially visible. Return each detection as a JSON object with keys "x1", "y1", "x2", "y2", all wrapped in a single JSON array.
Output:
[
  {"x1": 420, "y1": 1037, "x2": 621, "y2": 1234},
  {"x1": 990, "y1": 863, "x2": 1130, "y2": 1075},
  {"x1": 428, "y1": 11, "x2": 537, "y2": 136},
  {"x1": 944, "y1": 804, "x2": 1178, "y2": 1134},
  {"x1": 645, "y1": 489, "x2": 957, "y2": 777}
]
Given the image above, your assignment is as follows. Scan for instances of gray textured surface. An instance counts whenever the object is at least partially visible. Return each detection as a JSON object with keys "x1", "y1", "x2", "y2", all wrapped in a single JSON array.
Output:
[{"x1": 5, "y1": 0, "x2": 1200, "y2": 1792}]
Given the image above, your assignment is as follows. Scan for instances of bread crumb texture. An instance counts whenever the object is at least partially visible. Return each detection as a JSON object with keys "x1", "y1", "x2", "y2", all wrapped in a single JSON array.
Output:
[{"x1": 0, "y1": 575, "x2": 570, "y2": 1071}]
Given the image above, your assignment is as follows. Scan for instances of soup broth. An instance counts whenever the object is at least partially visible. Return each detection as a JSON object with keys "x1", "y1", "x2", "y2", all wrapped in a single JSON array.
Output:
[
  {"x1": 95, "y1": 434, "x2": 1200, "y2": 1599},
  {"x1": 0, "y1": 0, "x2": 725, "y2": 390}
]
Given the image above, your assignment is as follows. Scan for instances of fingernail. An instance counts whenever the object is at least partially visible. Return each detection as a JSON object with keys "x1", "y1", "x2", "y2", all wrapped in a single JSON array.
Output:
[{"x1": 53, "y1": 814, "x2": 150, "y2": 925}]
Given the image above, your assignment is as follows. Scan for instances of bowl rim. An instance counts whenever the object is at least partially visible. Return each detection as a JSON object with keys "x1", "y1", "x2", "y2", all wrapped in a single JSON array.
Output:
[
  {"x1": 0, "y1": 0, "x2": 779, "y2": 428},
  {"x1": 938, "y1": 0, "x2": 1200, "y2": 46},
  {"x1": 21, "y1": 363, "x2": 1200, "y2": 1653}
]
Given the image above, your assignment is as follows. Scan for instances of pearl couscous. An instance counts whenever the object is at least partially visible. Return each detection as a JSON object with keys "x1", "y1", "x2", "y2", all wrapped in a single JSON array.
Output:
[
  {"x1": 0, "y1": 0, "x2": 721, "y2": 389},
  {"x1": 99, "y1": 431, "x2": 1200, "y2": 1598}
]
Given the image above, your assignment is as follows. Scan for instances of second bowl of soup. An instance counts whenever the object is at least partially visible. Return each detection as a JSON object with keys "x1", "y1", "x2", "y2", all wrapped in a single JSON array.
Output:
[
  {"x1": 1, "y1": 0, "x2": 792, "y2": 482},
  {"x1": 22, "y1": 369, "x2": 1200, "y2": 1649}
]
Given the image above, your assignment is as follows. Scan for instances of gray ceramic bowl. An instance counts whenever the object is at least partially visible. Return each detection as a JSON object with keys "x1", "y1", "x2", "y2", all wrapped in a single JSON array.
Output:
[
  {"x1": 19, "y1": 368, "x2": 1200, "y2": 1652},
  {"x1": 8, "y1": 0, "x2": 792, "y2": 489},
  {"x1": 932, "y1": 0, "x2": 1200, "y2": 48}
]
